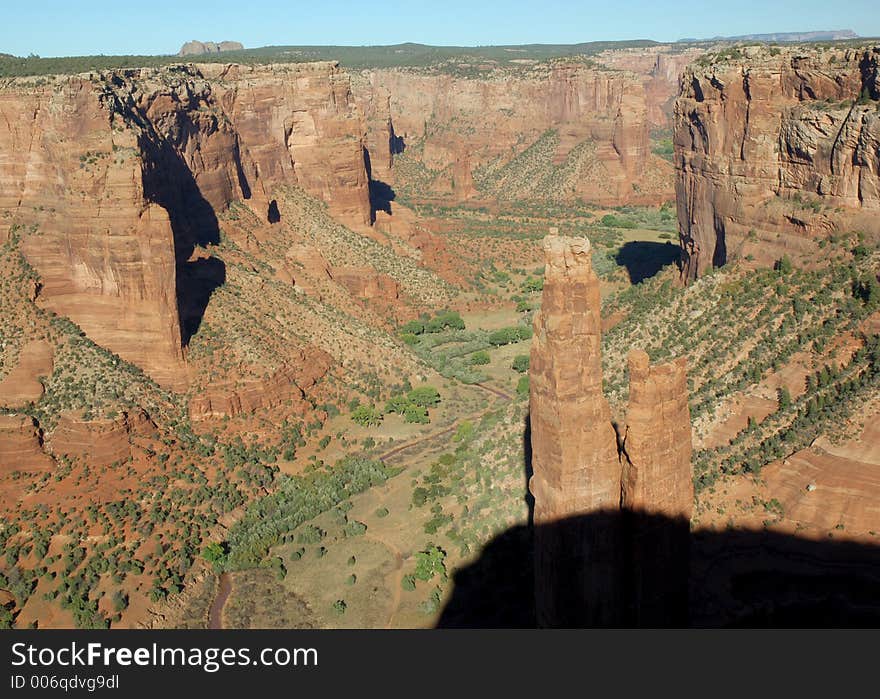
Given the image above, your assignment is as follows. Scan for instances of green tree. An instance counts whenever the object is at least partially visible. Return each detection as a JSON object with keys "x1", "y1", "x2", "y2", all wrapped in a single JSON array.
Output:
[
  {"x1": 351, "y1": 405, "x2": 383, "y2": 427},
  {"x1": 407, "y1": 386, "x2": 441, "y2": 407},
  {"x1": 470, "y1": 350, "x2": 490, "y2": 365}
]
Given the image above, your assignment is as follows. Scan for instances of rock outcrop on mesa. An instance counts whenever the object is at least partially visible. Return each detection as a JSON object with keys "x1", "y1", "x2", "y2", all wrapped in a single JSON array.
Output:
[
  {"x1": 178, "y1": 41, "x2": 244, "y2": 56},
  {"x1": 46, "y1": 409, "x2": 155, "y2": 467},
  {"x1": 528, "y1": 235, "x2": 694, "y2": 626},
  {"x1": 0, "y1": 340, "x2": 53, "y2": 408},
  {"x1": 188, "y1": 348, "x2": 331, "y2": 420},
  {"x1": 674, "y1": 45, "x2": 880, "y2": 280},
  {"x1": 0, "y1": 415, "x2": 53, "y2": 472},
  {"x1": 0, "y1": 62, "x2": 373, "y2": 388}
]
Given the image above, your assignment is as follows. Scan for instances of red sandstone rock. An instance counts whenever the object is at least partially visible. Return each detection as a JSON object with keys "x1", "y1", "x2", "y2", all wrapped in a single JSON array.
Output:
[
  {"x1": 621, "y1": 349, "x2": 693, "y2": 518},
  {"x1": 620, "y1": 349, "x2": 693, "y2": 625},
  {"x1": 528, "y1": 235, "x2": 622, "y2": 626},
  {"x1": 675, "y1": 45, "x2": 880, "y2": 280},
  {"x1": 0, "y1": 414, "x2": 53, "y2": 472},
  {"x1": 0, "y1": 340, "x2": 53, "y2": 408},
  {"x1": 188, "y1": 348, "x2": 331, "y2": 420},
  {"x1": 330, "y1": 267, "x2": 399, "y2": 302},
  {"x1": 47, "y1": 410, "x2": 146, "y2": 467}
]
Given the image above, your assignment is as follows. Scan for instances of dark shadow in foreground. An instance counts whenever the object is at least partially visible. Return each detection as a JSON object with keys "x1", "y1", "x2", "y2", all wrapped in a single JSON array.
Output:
[
  {"x1": 614, "y1": 241, "x2": 680, "y2": 284},
  {"x1": 436, "y1": 510, "x2": 880, "y2": 628}
]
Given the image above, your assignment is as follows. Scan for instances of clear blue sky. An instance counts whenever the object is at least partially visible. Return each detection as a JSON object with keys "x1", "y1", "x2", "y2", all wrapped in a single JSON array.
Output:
[{"x1": 1, "y1": 0, "x2": 877, "y2": 57}]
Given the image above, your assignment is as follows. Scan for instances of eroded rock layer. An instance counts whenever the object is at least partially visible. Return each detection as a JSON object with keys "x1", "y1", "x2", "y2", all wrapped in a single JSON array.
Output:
[
  {"x1": 675, "y1": 45, "x2": 880, "y2": 280},
  {"x1": 0, "y1": 340, "x2": 54, "y2": 408},
  {"x1": 0, "y1": 415, "x2": 53, "y2": 472},
  {"x1": 188, "y1": 348, "x2": 332, "y2": 421}
]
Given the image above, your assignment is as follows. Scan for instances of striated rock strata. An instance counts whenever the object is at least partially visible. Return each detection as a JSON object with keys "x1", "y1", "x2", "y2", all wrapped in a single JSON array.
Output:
[
  {"x1": 675, "y1": 45, "x2": 880, "y2": 280},
  {"x1": 46, "y1": 409, "x2": 154, "y2": 467},
  {"x1": 0, "y1": 415, "x2": 54, "y2": 472},
  {"x1": 188, "y1": 348, "x2": 331, "y2": 420},
  {"x1": 528, "y1": 235, "x2": 693, "y2": 626}
]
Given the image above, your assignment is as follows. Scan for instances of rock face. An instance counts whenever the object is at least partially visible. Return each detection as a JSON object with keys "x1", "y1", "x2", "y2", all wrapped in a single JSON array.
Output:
[
  {"x1": 188, "y1": 348, "x2": 331, "y2": 420},
  {"x1": 529, "y1": 235, "x2": 622, "y2": 626},
  {"x1": 528, "y1": 235, "x2": 693, "y2": 626},
  {"x1": 47, "y1": 411, "x2": 147, "y2": 467},
  {"x1": 0, "y1": 62, "x2": 372, "y2": 387},
  {"x1": 178, "y1": 41, "x2": 244, "y2": 56},
  {"x1": 330, "y1": 267, "x2": 399, "y2": 302},
  {"x1": 0, "y1": 340, "x2": 54, "y2": 408},
  {"x1": 0, "y1": 415, "x2": 53, "y2": 472},
  {"x1": 674, "y1": 45, "x2": 880, "y2": 280},
  {"x1": 354, "y1": 62, "x2": 673, "y2": 205},
  {"x1": 620, "y1": 349, "x2": 693, "y2": 626}
]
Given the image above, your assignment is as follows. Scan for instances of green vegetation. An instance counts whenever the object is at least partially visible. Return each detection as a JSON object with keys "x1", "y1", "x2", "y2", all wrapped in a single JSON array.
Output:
[
  {"x1": 0, "y1": 40, "x2": 666, "y2": 78},
  {"x1": 223, "y1": 457, "x2": 396, "y2": 570}
]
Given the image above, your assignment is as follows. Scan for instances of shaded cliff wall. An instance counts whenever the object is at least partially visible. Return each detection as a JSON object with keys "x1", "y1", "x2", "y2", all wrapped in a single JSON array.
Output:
[{"x1": 0, "y1": 61, "x2": 372, "y2": 387}]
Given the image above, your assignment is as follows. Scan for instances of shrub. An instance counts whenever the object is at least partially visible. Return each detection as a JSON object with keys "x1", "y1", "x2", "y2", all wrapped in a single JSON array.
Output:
[
  {"x1": 407, "y1": 386, "x2": 441, "y2": 407},
  {"x1": 516, "y1": 375, "x2": 530, "y2": 396},
  {"x1": 512, "y1": 355, "x2": 529, "y2": 373},
  {"x1": 470, "y1": 350, "x2": 490, "y2": 365},
  {"x1": 404, "y1": 404, "x2": 430, "y2": 424}
]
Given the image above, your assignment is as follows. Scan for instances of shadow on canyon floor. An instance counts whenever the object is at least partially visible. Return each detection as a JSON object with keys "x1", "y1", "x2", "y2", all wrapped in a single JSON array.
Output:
[
  {"x1": 435, "y1": 511, "x2": 880, "y2": 628},
  {"x1": 140, "y1": 137, "x2": 227, "y2": 345},
  {"x1": 614, "y1": 240, "x2": 681, "y2": 284},
  {"x1": 438, "y1": 412, "x2": 880, "y2": 628}
]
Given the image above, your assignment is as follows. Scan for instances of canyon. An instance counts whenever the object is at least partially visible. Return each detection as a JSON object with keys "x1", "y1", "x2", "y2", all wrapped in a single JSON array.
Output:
[
  {"x1": 351, "y1": 50, "x2": 689, "y2": 206},
  {"x1": 0, "y1": 39, "x2": 878, "y2": 630}
]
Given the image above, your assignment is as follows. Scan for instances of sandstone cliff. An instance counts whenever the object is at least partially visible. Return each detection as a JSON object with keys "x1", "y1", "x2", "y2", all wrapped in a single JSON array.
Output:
[
  {"x1": 675, "y1": 45, "x2": 880, "y2": 280},
  {"x1": 353, "y1": 62, "x2": 673, "y2": 205},
  {"x1": 0, "y1": 414, "x2": 54, "y2": 472},
  {"x1": 528, "y1": 235, "x2": 693, "y2": 626},
  {"x1": 0, "y1": 62, "x2": 372, "y2": 387}
]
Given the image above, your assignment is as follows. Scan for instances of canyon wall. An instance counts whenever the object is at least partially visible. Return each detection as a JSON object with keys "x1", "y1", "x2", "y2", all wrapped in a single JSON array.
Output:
[
  {"x1": 353, "y1": 61, "x2": 674, "y2": 205},
  {"x1": 528, "y1": 235, "x2": 693, "y2": 626},
  {"x1": 0, "y1": 62, "x2": 372, "y2": 387},
  {"x1": 675, "y1": 45, "x2": 880, "y2": 280}
]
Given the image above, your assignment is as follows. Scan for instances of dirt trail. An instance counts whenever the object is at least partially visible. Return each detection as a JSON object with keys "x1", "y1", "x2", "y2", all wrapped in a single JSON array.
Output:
[
  {"x1": 378, "y1": 382, "x2": 512, "y2": 463},
  {"x1": 208, "y1": 573, "x2": 232, "y2": 630}
]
